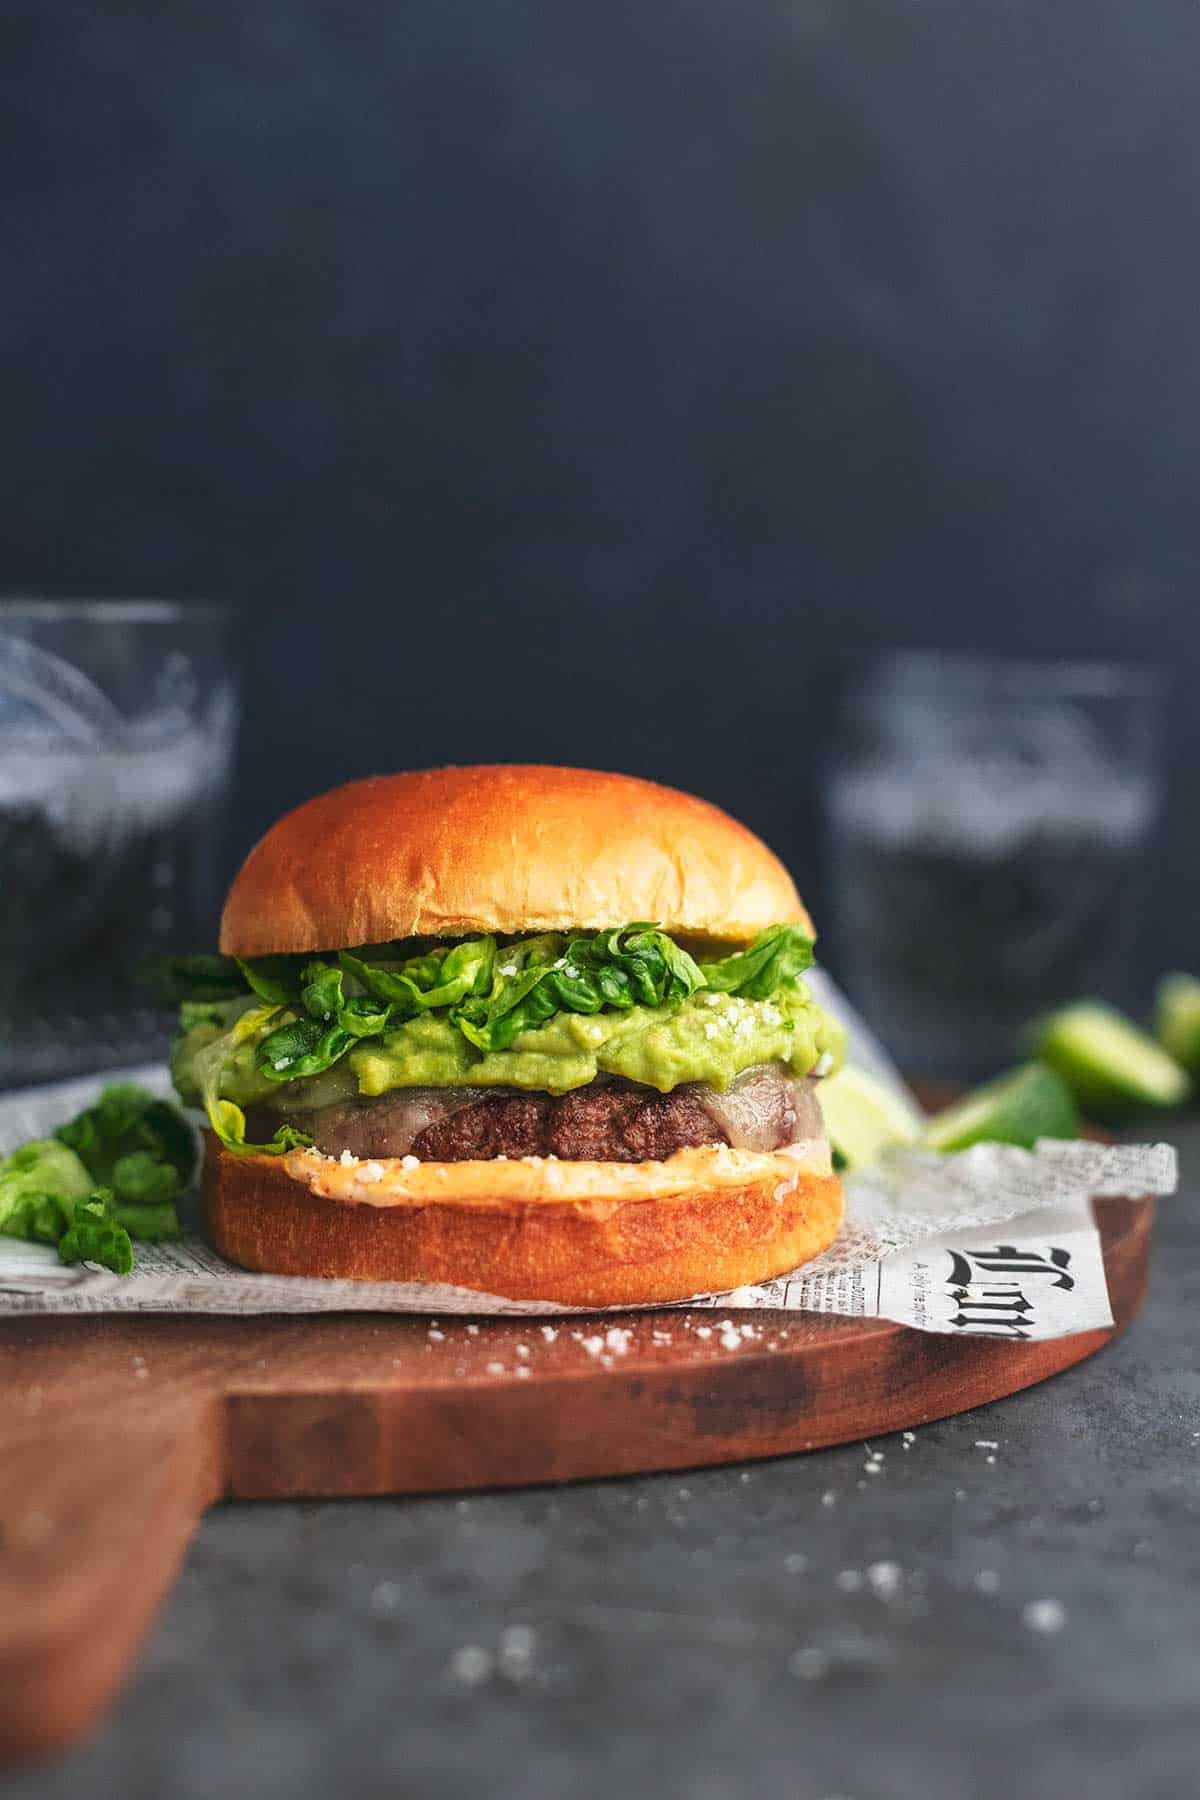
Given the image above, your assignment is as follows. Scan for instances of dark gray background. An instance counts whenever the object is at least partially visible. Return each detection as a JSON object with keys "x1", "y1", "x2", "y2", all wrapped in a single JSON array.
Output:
[
  {"x1": 4, "y1": 1, "x2": 1199, "y2": 960},
  {"x1": 5, "y1": 16, "x2": 1200, "y2": 1789}
]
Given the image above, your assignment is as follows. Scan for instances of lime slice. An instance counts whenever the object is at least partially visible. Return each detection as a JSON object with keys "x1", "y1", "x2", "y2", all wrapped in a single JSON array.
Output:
[
  {"x1": 922, "y1": 1063, "x2": 1079, "y2": 1153},
  {"x1": 1030, "y1": 1001, "x2": 1191, "y2": 1121},
  {"x1": 817, "y1": 1067, "x2": 922, "y2": 1172},
  {"x1": 1155, "y1": 973, "x2": 1200, "y2": 1078}
]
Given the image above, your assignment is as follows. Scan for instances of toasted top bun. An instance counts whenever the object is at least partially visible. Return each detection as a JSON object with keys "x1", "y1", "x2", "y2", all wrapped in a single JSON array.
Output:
[{"x1": 220, "y1": 764, "x2": 810, "y2": 957}]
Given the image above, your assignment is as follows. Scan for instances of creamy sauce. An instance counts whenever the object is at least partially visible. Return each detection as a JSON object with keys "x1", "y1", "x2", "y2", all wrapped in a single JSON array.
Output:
[{"x1": 282, "y1": 1137, "x2": 832, "y2": 1212}]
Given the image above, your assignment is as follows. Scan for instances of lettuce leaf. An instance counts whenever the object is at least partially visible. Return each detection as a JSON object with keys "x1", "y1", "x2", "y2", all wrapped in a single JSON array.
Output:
[
  {"x1": 57, "y1": 1191, "x2": 134, "y2": 1274},
  {"x1": 700, "y1": 924, "x2": 815, "y2": 998},
  {"x1": 254, "y1": 961, "x2": 391, "y2": 1084},
  {"x1": 138, "y1": 953, "x2": 248, "y2": 1005},
  {"x1": 338, "y1": 937, "x2": 496, "y2": 1015},
  {"x1": 452, "y1": 925, "x2": 707, "y2": 1053},
  {"x1": 236, "y1": 955, "x2": 310, "y2": 1005},
  {"x1": 2, "y1": 1190, "x2": 74, "y2": 1246},
  {"x1": 0, "y1": 1094, "x2": 195, "y2": 1273},
  {"x1": 56, "y1": 1081, "x2": 195, "y2": 1206},
  {"x1": 191, "y1": 1003, "x2": 315, "y2": 1154},
  {"x1": 0, "y1": 1138, "x2": 92, "y2": 1241}
]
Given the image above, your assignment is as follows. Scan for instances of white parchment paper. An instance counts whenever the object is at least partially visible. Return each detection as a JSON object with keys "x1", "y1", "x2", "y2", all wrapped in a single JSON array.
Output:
[{"x1": 0, "y1": 975, "x2": 1176, "y2": 1339}]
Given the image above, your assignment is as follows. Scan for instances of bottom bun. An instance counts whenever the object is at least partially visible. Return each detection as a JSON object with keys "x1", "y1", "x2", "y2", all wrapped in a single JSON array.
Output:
[{"x1": 203, "y1": 1137, "x2": 843, "y2": 1307}]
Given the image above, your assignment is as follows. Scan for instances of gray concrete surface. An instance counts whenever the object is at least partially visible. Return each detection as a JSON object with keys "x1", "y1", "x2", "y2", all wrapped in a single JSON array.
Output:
[{"x1": 11, "y1": 1123, "x2": 1198, "y2": 1800}]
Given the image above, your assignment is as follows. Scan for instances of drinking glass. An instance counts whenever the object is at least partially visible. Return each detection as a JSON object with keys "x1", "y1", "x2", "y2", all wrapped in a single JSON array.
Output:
[
  {"x1": 823, "y1": 652, "x2": 1163, "y2": 1079},
  {"x1": 0, "y1": 601, "x2": 237, "y2": 1084}
]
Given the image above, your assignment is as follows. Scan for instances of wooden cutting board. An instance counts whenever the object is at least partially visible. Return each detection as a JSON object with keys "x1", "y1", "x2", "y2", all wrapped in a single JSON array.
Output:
[{"x1": 0, "y1": 1193, "x2": 1151, "y2": 1764}]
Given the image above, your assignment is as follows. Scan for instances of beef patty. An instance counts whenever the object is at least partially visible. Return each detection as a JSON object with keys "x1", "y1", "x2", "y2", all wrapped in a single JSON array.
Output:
[
  {"x1": 247, "y1": 1063, "x2": 824, "y2": 1163},
  {"x1": 411, "y1": 1083, "x2": 724, "y2": 1162}
]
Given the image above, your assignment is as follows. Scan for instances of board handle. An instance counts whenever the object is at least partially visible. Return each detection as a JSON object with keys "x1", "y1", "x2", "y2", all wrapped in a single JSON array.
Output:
[{"x1": 0, "y1": 1400, "x2": 222, "y2": 1762}]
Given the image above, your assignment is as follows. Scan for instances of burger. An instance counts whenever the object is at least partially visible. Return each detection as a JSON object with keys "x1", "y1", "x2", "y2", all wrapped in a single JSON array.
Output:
[{"x1": 168, "y1": 765, "x2": 845, "y2": 1305}]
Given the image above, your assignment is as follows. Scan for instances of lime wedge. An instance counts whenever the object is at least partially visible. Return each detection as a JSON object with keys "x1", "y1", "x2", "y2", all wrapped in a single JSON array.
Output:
[
  {"x1": 1155, "y1": 973, "x2": 1200, "y2": 1078},
  {"x1": 1030, "y1": 1001, "x2": 1191, "y2": 1121},
  {"x1": 922, "y1": 1063, "x2": 1079, "y2": 1153},
  {"x1": 817, "y1": 1067, "x2": 922, "y2": 1171}
]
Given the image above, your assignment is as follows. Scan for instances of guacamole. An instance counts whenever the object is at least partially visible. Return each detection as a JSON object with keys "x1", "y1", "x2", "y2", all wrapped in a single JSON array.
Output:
[{"x1": 173, "y1": 982, "x2": 842, "y2": 1111}]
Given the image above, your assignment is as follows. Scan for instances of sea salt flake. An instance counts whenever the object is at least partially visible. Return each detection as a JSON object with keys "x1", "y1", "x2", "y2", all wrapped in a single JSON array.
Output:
[
  {"x1": 370, "y1": 1579, "x2": 402, "y2": 1615},
  {"x1": 450, "y1": 1644, "x2": 493, "y2": 1685},
  {"x1": 1023, "y1": 1598, "x2": 1067, "y2": 1634},
  {"x1": 789, "y1": 1646, "x2": 830, "y2": 1680},
  {"x1": 498, "y1": 1624, "x2": 536, "y2": 1677},
  {"x1": 866, "y1": 1561, "x2": 902, "y2": 1598}
]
